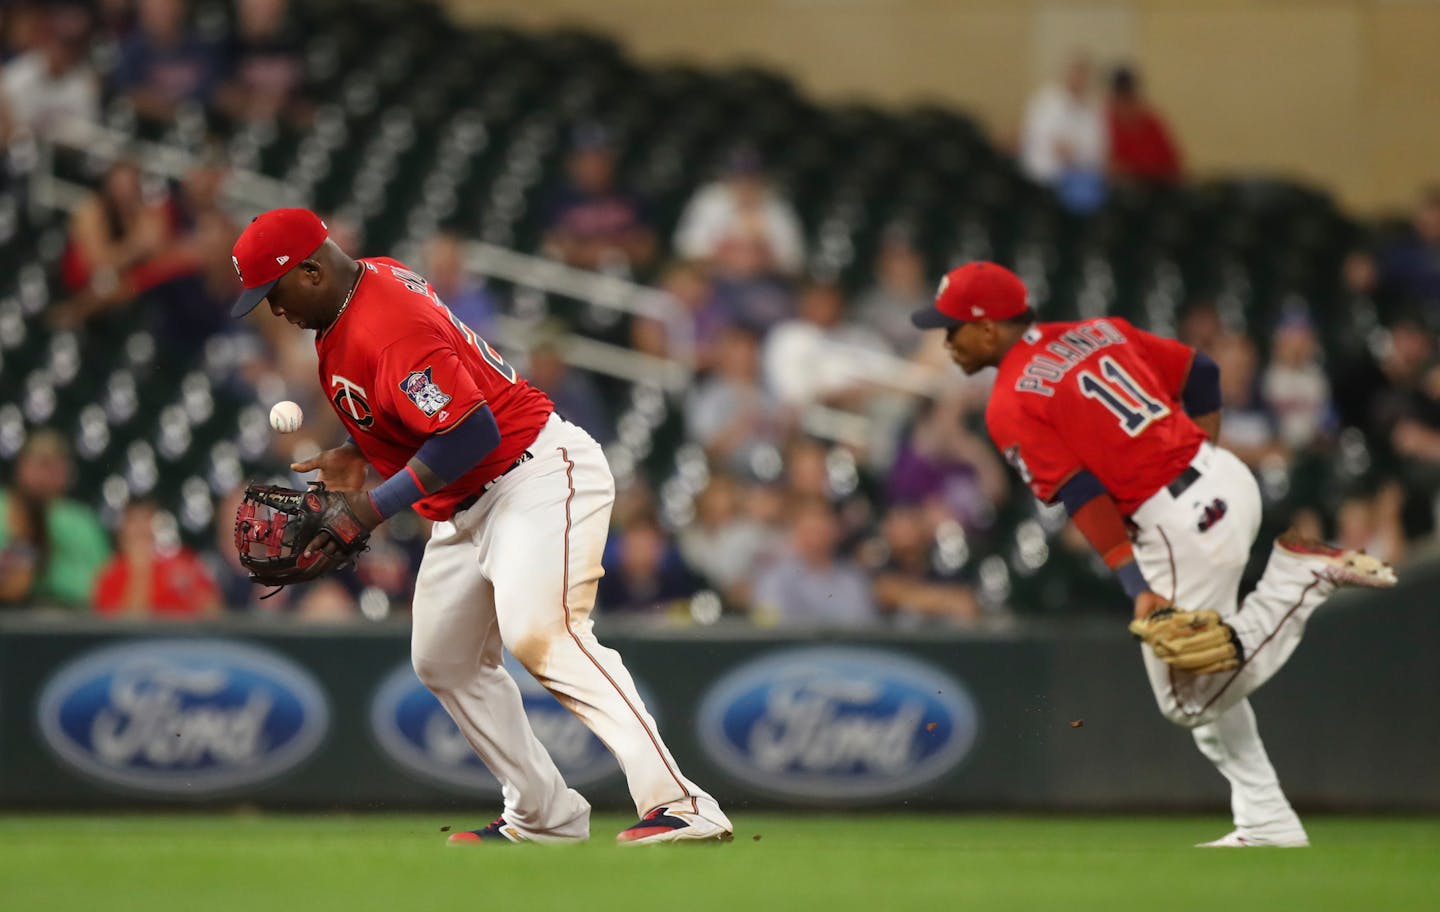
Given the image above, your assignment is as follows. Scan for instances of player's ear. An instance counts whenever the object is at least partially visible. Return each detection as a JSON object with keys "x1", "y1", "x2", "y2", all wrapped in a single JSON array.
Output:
[{"x1": 300, "y1": 259, "x2": 323, "y2": 285}]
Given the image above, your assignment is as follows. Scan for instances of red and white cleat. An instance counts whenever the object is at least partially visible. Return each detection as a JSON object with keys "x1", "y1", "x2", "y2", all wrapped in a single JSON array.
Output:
[
  {"x1": 616, "y1": 798, "x2": 733, "y2": 845},
  {"x1": 1276, "y1": 532, "x2": 1398, "y2": 588},
  {"x1": 447, "y1": 816, "x2": 528, "y2": 845}
]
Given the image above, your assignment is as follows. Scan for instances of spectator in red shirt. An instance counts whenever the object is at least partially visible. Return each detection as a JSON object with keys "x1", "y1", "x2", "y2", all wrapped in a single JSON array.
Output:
[
  {"x1": 93, "y1": 499, "x2": 221, "y2": 619},
  {"x1": 1106, "y1": 66, "x2": 1182, "y2": 184}
]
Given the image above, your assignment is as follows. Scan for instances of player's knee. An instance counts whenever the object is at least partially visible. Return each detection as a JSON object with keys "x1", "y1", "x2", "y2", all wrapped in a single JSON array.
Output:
[
  {"x1": 1159, "y1": 703, "x2": 1212, "y2": 729},
  {"x1": 412, "y1": 653, "x2": 476, "y2": 693},
  {"x1": 495, "y1": 610, "x2": 563, "y2": 674}
]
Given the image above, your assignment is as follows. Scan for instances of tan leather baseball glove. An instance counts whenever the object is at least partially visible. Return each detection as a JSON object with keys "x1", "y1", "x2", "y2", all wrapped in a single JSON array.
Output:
[{"x1": 1129, "y1": 607, "x2": 1241, "y2": 675}]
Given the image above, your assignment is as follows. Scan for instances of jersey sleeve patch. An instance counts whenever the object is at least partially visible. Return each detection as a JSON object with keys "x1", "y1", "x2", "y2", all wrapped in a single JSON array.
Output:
[{"x1": 398, "y1": 366, "x2": 453, "y2": 417}]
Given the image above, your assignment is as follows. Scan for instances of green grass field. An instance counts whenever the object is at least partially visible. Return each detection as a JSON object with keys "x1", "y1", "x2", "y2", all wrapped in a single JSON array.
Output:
[{"x1": 2, "y1": 814, "x2": 1437, "y2": 912}]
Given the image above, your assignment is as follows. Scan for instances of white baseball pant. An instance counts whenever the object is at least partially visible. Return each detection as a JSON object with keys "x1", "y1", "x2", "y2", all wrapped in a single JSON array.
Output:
[
  {"x1": 1130, "y1": 442, "x2": 1340, "y2": 841},
  {"x1": 409, "y1": 413, "x2": 712, "y2": 837}
]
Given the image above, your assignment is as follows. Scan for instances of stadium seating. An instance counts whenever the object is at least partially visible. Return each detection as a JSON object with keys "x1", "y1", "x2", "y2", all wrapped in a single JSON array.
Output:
[{"x1": 0, "y1": 0, "x2": 1394, "y2": 614}]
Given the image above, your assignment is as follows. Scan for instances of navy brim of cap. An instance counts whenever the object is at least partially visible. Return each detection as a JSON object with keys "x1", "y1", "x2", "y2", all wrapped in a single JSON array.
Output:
[
  {"x1": 911, "y1": 305, "x2": 965, "y2": 330},
  {"x1": 231, "y1": 279, "x2": 279, "y2": 318}
]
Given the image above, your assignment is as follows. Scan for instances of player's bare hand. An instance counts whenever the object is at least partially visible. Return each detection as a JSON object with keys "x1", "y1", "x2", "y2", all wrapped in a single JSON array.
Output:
[
  {"x1": 1133, "y1": 590, "x2": 1170, "y2": 620},
  {"x1": 292, "y1": 443, "x2": 368, "y2": 491}
]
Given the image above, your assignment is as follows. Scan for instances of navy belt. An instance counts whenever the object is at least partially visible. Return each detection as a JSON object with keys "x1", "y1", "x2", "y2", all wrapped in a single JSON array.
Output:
[
  {"x1": 1167, "y1": 465, "x2": 1201, "y2": 498},
  {"x1": 454, "y1": 449, "x2": 534, "y2": 514}
]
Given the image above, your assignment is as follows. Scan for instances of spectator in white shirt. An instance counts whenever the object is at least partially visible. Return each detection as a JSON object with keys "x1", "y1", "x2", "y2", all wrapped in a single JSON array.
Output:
[
  {"x1": 1020, "y1": 54, "x2": 1108, "y2": 213},
  {"x1": 763, "y1": 280, "x2": 889, "y2": 409},
  {"x1": 1261, "y1": 310, "x2": 1333, "y2": 452},
  {"x1": 0, "y1": 4, "x2": 98, "y2": 143},
  {"x1": 673, "y1": 145, "x2": 806, "y2": 278}
]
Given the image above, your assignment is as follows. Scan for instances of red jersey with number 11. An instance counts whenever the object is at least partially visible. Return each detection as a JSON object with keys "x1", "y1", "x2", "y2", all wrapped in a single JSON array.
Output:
[
  {"x1": 985, "y1": 317, "x2": 1207, "y2": 515},
  {"x1": 316, "y1": 257, "x2": 553, "y2": 520}
]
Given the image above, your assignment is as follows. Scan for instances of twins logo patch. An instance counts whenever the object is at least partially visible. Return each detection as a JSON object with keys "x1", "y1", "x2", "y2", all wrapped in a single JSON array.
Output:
[
  {"x1": 1198, "y1": 498, "x2": 1228, "y2": 533},
  {"x1": 399, "y1": 367, "x2": 452, "y2": 417}
]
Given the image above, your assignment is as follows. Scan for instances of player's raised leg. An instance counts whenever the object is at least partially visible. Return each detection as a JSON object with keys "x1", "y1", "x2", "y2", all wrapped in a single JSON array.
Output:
[
  {"x1": 411, "y1": 515, "x2": 591, "y2": 844},
  {"x1": 482, "y1": 418, "x2": 732, "y2": 844}
]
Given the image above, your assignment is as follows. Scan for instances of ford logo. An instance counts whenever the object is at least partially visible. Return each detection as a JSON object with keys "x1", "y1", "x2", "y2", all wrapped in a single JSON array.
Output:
[
  {"x1": 697, "y1": 647, "x2": 980, "y2": 802},
  {"x1": 37, "y1": 640, "x2": 330, "y2": 795},
  {"x1": 370, "y1": 654, "x2": 635, "y2": 794}
]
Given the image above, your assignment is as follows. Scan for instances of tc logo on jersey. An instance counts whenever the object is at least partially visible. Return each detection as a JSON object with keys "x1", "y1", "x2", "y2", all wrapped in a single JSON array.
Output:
[
  {"x1": 330, "y1": 374, "x2": 374, "y2": 428},
  {"x1": 399, "y1": 367, "x2": 452, "y2": 417}
]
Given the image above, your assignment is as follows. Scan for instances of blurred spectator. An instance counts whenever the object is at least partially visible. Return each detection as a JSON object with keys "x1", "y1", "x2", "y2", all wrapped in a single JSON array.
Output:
[
  {"x1": 687, "y1": 326, "x2": 786, "y2": 473},
  {"x1": 1214, "y1": 333, "x2": 1285, "y2": 467},
  {"x1": 214, "y1": 0, "x2": 310, "y2": 127},
  {"x1": 1333, "y1": 318, "x2": 1437, "y2": 461},
  {"x1": 1381, "y1": 328, "x2": 1440, "y2": 509},
  {"x1": 1020, "y1": 54, "x2": 1107, "y2": 213},
  {"x1": 707, "y1": 266, "x2": 794, "y2": 337},
  {"x1": 52, "y1": 160, "x2": 193, "y2": 327},
  {"x1": 677, "y1": 474, "x2": 781, "y2": 610},
  {"x1": 763, "y1": 280, "x2": 889, "y2": 408},
  {"x1": 1, "y1": 4, "x2": 46, "y2": 63},
  {"x1": 526, "y1": 337, "x2": 613, "y2": 443},
  {"x1": 149, "y1": 154, "x2": 241, "y2": 347},
  {"x1": 674, "y1": 145, "x2": 805, "y2": 278},
  {"x1": 1345, "y1": 187, "x2": 1440, "y2": 326},
  {"x1": 322, "y1": 211, "x2": 365, "y2": 258},
  {"x1": 542, "y1": 123, "x2": 656, "y2": 272},
  {"x1": 783, "y1": 436, "x2": 875, "y2": 545},
  {"x1": 1178, "y1": 298, "x2": 1224, "y2": 357},
  {"x1": 753, "y1": 497, "x2": 877, "y2": 627},
  {"x1": 887, "y1": 391, "x2": 1008, "y2": 535},
  {"x1": 92, "y1": 499, "x2": 221, "y2": 618},
  {"x1": 92, "y1": 0, "x2": 137, "y2": 46},
  {"x1": 1261, "y1": 311, "x2": 1333, "y2": 452},
  {"x1": 0, "y1": 3, "x2": 99, "y2": 144},
  {"x1": 597, "y1": 514, "x2": 701, "y2": 614},
  {"x1": 630, "y1": 261, "x2": 728, "y2": 370},
  {"x1": 1105, "y1": 65, "x2": 1182, "y2": 184},
  {"x1": 1333, "y1": 482, "x2": 1407, "y2": 567},
  {"x1": 0, "y1": 431, "x2": 110, "y2": 609},
  {"x1": 853, "y1": 227, "x2": 932, "y2": 356},
  {"x1": 424, "y1": 231, "x2": 498, "y2": 338},
  {"x1": 867, "y1": 505, "x2": 981, "y2": 625},
  {"x1": 112, "y1": 0, "x2": 219, "y2": 122}
]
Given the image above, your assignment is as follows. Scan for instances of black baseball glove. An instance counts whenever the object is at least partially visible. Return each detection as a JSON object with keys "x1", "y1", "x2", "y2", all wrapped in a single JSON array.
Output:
[{"x1": 234, "y1": 481, "x2": 371, "y2": 590}]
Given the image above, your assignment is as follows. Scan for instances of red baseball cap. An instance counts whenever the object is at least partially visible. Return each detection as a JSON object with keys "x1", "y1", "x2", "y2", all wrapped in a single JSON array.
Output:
[
  {"x1": 911, "y1": 261, "x2": 1030, "y2": 329},
  {"x1": 230, "y1": 208, "x2": 330, "y2": 317}
]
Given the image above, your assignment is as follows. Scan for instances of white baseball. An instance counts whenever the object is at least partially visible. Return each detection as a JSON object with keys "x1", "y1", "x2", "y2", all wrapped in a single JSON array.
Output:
[{"x1": 269, "y1": 400, "x2": 304, "y2": 433}]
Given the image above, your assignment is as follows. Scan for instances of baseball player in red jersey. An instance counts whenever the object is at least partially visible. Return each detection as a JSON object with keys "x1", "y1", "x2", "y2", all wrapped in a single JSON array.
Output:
[
  {"x1": 913, "y1": 262, "x2": 1397, "y2": 847},
  {"x1": 230, "y1": 209, "x2": 732, "y2": 844}
]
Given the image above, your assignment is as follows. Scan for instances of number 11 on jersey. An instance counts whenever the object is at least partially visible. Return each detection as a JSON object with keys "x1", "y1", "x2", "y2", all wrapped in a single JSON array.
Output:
[{"x1": 1078, "y1": 356, "x2": 1171, "y2": 436}]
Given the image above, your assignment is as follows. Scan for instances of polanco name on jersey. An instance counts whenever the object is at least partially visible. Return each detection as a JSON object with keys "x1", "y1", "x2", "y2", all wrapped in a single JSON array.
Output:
[
  {"x1": 369, "y1": 654, "x2": 632, "y2": 793},
  {"x1": 697, "y1": 647, "x2": 980, "y2": 802},
  {"x1": 37, "y1": 640, "x2": 330, "y2": 795}
]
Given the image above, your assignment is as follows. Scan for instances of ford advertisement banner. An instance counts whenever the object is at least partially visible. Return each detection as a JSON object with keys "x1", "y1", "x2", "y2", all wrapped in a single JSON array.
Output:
[
  {"x1": 36, "y1": 639, "x2": 331, "y2": 796},
  {"x1": 696, "y1": 646, "x2": 981, "y2": 802}
]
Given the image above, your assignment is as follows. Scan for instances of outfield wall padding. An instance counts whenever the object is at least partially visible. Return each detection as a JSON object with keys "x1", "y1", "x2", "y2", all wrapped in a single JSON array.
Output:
[{"x1": 1, "y1": 562, "x2": 1435, "y2": 811}]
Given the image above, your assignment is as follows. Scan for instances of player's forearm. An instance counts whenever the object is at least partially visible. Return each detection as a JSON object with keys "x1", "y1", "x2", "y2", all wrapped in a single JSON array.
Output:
[
  {"x1": 1056, "y1": 471, "x2": 1151, "y2": 599},
  {"x1": 367, "y1": 405, "x2": 502, "y2": 521}
]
